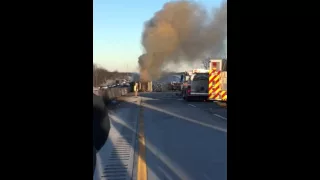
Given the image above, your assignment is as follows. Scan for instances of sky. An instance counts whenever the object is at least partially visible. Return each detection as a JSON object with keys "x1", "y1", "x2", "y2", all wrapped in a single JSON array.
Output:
[{"x1": 93, "y1": 0, "x2": 224, "y2": 72}]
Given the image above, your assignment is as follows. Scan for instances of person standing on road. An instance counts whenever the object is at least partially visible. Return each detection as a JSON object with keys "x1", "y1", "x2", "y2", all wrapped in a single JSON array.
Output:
[
  {"x1": 134, "y1": 82, "x2": 138, "y2": 96},
  {"x1": 93, "y1": 93, "x2": 111, "y2": 175}
]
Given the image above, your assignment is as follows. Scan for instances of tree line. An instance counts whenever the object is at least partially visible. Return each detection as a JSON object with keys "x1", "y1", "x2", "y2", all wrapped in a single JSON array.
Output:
[{"x1": 93, "y1": 63, "x2": 129, "y2": 87}]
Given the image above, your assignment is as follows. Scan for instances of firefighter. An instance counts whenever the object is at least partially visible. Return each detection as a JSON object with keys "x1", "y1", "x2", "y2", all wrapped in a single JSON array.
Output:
[{"x1": 134, "y1": 82, "x2": 138, "y2": 96}]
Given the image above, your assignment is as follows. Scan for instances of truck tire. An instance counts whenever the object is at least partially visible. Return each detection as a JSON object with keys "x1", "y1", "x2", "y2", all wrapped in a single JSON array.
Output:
[{"x1": 184, "y1": 92, "x2": 190, "y2": 101}]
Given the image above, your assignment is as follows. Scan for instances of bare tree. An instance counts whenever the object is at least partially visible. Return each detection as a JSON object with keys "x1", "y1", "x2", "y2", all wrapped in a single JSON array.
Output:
[
  {"x1": 93, "y1": 64, "x2": 109, "y2": 87},
  {"x1": 93, "y1": 63, "x2": 98, "y2": 87},
  {"x1": 202, "y1": 57, "x2": 210, "y2": 69},
  {"x1": 93, "y1": 63, "x2": 131, "y2": 87}
]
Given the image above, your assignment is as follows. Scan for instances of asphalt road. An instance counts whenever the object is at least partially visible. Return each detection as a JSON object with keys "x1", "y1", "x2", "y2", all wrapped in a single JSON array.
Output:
[
  {"x1": 94, "y1": 92, "x2": 227, "y2": 180},
  {"x1": 140, "y1": 92, "x2": 227, "y2": 180}
]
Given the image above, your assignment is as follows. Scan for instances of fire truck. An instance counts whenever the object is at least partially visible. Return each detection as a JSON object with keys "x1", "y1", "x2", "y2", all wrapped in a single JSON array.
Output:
[
  {"x1": 180, "y1": 59, "x2": 227, "y2": 102},
  {"x1": 208, "y1": 59, "x2": 227, "y2": 102},
  {"x1": 180, "y1": 69, "x2": 210, "y2": 101}
]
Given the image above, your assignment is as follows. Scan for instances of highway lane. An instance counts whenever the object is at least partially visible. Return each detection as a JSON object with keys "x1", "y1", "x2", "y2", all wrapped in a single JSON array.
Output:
[
  {"x1": 139, "y1": 92, "x2": 227, "y2": 180},
  {"x1": 139, "y1": 92, "x2": 227, "y2": 121},
  {"x1": 185, "y1": 101, "x2": 227, "y2": 121},
  {"x1": 94, "y1": 92, "x2": 227, "y2": 180}
]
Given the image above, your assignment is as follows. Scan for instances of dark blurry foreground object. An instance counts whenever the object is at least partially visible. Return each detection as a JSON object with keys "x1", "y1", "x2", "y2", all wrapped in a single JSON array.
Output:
[{"x1": 93, "y1": 93, "x2": 111, "y2": 175}]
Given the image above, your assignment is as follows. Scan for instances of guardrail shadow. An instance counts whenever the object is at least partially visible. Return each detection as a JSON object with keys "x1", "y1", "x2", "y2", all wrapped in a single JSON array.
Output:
[
  {"x1": 94, "y1": 93, "x2": 133, "y2": 180},
  {"x1": 108, "y1": 97, "x2": 226, "y2": 180},
  {"x1": 111, "y1": 115, "x2": 184, "y2": 180},
  {"x1": 107, "y1": 97, "x2": 186, "y2": 180},
  {"x1": 94, "y1": 138, "x2": 132, "y2": 180}
]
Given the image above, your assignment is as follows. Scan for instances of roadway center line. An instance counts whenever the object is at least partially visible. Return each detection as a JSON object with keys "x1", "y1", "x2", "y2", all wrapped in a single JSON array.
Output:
[
  {"x1": 188, "y1": 104, "x2": 196, "y2": 108},
  {"x1": 214, "y1": 114, "x2": 227, "y2": 120},
  {"x1": 137, "y1": 100, "x2": 147, "y2": 180}
]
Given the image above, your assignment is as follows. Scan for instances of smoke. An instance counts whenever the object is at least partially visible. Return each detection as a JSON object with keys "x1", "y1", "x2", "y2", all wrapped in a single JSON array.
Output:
[{"x1": 139, "y1": 0, "x2": 227, "y2": 81}]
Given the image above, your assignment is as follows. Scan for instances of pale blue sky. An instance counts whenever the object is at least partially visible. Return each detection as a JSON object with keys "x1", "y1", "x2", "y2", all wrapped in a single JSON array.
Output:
[{"x1": 93, "y1": 0, "x2": 224, "y2": 72}]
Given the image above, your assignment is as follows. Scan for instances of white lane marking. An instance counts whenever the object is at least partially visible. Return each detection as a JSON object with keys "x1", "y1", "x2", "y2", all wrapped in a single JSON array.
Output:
[
  {"x1": 177, "y1": 99, "x2": 183, "y2": 101},
  {"x1": 143, "y1": 103, "x2": 227, "y2": 133},
  {"x1": 214, "y1": 114, "x2": 227, "y2": 120},
  {"x1": 188, "y1": 104, "x2": 196, "y2": 108},
  {"x1": 145, "y1": 139, "x2": 191, "y2": 180}
]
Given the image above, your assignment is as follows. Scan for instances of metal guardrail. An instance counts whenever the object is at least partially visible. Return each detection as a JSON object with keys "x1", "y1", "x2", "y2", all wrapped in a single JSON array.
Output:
[{"x1": 97, "y1": 87, "x2": 131, "y2": 102}]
